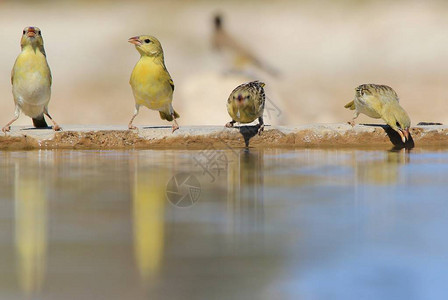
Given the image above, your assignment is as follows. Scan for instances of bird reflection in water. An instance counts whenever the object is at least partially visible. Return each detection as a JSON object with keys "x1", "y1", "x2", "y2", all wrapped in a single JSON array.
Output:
[
  {"x1": 131, "y1": 154, "x2": 166, "y2": 282},
  {"x1": 354, "y1": 149, "x2": 410, "y2": 185},
  {"x1": 14, "y1": 159, "x2": 48, "y2": 295},
  {"x1": 226, "y1": 149, "x2": 264, "y2": 246}
]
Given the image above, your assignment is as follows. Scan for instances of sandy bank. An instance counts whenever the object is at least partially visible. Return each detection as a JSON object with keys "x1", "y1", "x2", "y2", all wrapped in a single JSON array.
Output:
[{"x1": 0, "y1": 124, "x2": 447, "y2": 150}]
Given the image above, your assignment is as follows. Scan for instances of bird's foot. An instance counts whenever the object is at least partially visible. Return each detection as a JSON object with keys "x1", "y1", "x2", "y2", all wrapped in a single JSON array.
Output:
[
  {"x1": 128, "y1": 124, "x2": 137, "y2": 130},
  {"x1": 172, "y1": 124, "x2": 179, "y2": 133},
  {"x1": 2, "y1": 126, "x2": 11, "y2": 134},
  {"x1": 258, "y1": 124, "x2": 265, "y2": 135},
  {"x1": 53, "y1": 125, "x2": 62, "y2": 131},
  {"x1": 225, "y1": 122, "x2": 234, "y2": 128},
  {"x1": 348, "y1": 120, "x2": 356, "y2": 127}
]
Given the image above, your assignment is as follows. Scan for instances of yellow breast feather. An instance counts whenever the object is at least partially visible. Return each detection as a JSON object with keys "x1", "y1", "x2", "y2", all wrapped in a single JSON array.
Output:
[{"x1": 130, "y1": 57, "x2": 173, "y2": 110}]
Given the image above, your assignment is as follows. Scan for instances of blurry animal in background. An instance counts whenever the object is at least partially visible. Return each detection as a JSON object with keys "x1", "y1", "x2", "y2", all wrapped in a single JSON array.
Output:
[
  {"x1": 128, "y1": 35, "x2": 180, "y2": 132},
  {"x1": 3, "y1": 26, "x2": 61, "y2": 133},
  {"x1": 212, "y1": 14, "x2": 278, "y2": 77},
  {"x1": 345, "y1": 84, "x2": 411, "y2": 143},
  {"x1": 226, "y1": 81, "x2": 266, "y2": 135}
]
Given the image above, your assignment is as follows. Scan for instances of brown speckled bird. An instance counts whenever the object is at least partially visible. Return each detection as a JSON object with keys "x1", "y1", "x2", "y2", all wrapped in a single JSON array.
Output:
[
  {"x1": 225, "y1": 81, "x2": 266, "y2": 135},
  {"x1": 344, "y1": 84, "x2": 411, "y2": 143}
]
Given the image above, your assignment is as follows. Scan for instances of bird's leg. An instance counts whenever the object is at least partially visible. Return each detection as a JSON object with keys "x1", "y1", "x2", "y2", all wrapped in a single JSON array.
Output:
[
  {"x1": 171, "y1": 113, "x2": 179, "y2": 133},
  {"x1": 2, "y1": 106, "x2": 21, "y2": 134},
  {"x1": 257, "y1": 117, "x2": 265, "y2": 135},
  {"x1": 225, "y1": 120, "x2": 236, "y2": 128},
  {"x1": 128, "y1": 105, "x2": 140, "y2": 130},
  {"x1": 44, "y1": 108, "x2": 62, "y2": 131},
  {"x1": 348, "y1": 112, "x2": 359, "y2": 127}
]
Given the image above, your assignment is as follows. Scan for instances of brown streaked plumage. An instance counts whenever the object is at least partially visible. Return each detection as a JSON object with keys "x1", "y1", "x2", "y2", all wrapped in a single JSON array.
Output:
[
  {"x1": 225, "y1": 81, "x2": 266, "y2": 135},
  {"x1": 344, "y1": 84, "x2": 411, "y2": 143}
]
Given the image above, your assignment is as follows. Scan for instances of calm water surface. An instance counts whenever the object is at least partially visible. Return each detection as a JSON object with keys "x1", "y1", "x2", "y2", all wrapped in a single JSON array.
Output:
[{"x1": 0, "y1": 148, "x2": 448, "y2": 300}]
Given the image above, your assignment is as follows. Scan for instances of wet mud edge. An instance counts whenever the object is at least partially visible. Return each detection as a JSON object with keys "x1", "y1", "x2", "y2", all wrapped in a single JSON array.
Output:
[{"x1": 0, "y1": 125, "x2": 447, "y2": 150}]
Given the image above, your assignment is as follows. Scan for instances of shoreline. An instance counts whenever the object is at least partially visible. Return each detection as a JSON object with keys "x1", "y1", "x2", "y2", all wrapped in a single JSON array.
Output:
[{"x1": 0, "y1": 124, "x2": 447, "y2": 150}]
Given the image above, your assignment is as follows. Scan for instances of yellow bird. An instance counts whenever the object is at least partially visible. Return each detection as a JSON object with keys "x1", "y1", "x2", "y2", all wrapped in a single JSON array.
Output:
[
  {"x1": 128, "y1": 35, "x2": 179, "y2": 132},
  {"x1": 345, "y1": 84, "x2": 411, "y2": 143},
  {"x1": 225, "y1": 81, "x2": 266, "y2": 135},
  {"x1": 3, "y1": 26, "x2": 61, "y2": 133}
]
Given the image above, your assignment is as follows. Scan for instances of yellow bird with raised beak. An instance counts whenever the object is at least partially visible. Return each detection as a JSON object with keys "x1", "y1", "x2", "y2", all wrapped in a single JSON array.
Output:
[
  {"x1": 345, "y1": 84, "x2": 411, "y2": 143},
  {"x1": 128, "y1": 35, "x2": 179, "y2": 132},
  {"x1": 2, "y1": 26, "x2": 61, "y2": 133}
]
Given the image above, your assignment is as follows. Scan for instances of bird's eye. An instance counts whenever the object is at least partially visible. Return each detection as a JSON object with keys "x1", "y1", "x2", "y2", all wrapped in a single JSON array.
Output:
[
  {"x1": 23, "y1": 30, "x2": 26, "y2": 35},
  {"x1": 144, "y1": 39, "x2": 151, "y2": 43},
  {"x1": 396, "y1": 122, "x2": 401, "y2": 128},
  {"x1": 247, "y1": 95, "x2": 250, "y2": 99}
]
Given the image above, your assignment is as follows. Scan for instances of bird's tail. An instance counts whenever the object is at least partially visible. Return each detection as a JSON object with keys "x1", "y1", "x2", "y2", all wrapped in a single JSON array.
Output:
[
  {"x1": 32, "y1": 115, "x2": 48, "y2": 128},
  {"x1": 159, "y1": 110, "x2": 180, "y2": 121},
  {"x1": 344, "y1": 100, "x2": 356, "y2": 110}
]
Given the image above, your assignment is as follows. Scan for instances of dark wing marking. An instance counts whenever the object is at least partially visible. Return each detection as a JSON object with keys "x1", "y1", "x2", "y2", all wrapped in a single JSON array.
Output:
[{"x1": 169, "y1": 78, "x2": 174, "y2": 92}]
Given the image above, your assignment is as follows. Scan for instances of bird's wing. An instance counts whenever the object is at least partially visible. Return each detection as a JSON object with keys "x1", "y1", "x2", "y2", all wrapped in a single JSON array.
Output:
[
  {"x1": 381, "y1": 89, "x2": 399, "y2": 104},
  {"x1": 161, "y1": 62, "x2": 174, "y2": 92},
  {"x1": 39, "y1": 47, "x2": 52, "y2": 86},
  {"x1": 257, "y1": 90, "x2": 266, "y2": 113},
  {"x1": 39, "y1": 45, "x2": 47, "y2": 57},
  {"x1": 363, "y1": 94, "x2": 384, "y2": 116},
  {"x1": 10, "y1": 67, "x2": 14, "y2": 85},
  {"x1": 169, "y1": 77, "x2": 174, "y2": 92},
  {"x1": 252, "y1": 85, "x2": 265, "y2": 114},
  {"x1": 370, "y1": 85, "x2": 399, "y2": 104}
]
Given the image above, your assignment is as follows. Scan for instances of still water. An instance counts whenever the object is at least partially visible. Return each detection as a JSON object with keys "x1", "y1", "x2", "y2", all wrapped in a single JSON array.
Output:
[{"x1": 0, "y1": 148, "x2": 447, "y2": 300}]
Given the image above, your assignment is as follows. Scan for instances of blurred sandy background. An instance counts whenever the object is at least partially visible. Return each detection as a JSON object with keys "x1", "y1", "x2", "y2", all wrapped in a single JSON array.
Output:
[{"x1": 1, "y1": 0, "x2": 448, "y2": 128}]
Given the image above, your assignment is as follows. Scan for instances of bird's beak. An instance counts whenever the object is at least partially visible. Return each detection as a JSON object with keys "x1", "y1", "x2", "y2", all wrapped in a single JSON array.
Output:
[
  {"x1": 128, "y1": 36, "x2": 142, "y2": 46},
  {"x1": 398, "y1": 128, "x2": 410, "y2": 143},
  {"x1": 26, "y1": 27, "x2": 36, "y2": 38},
  {"x1": 236, "y1": 95, "x2": 244, "y2": 107}
]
